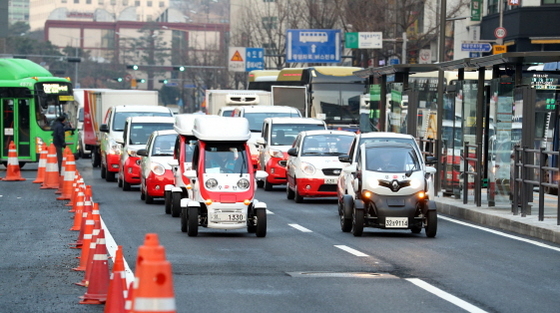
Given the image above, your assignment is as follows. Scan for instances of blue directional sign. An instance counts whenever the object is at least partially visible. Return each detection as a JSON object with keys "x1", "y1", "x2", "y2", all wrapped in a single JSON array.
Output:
[
  {"x1": 286, "y1": 29, "x2": 341, "y2": 63},
  {"x1": 461, "y1": 42, "x2": 492, "y2": 52},
  {"x1": 245, "y1": 48, "x2": 264, "y2": 72}
]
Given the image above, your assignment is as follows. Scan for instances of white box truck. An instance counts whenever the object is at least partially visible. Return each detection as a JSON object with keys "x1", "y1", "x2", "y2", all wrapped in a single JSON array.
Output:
[
  {"x1": 77, "y1": 89, "x2": 160, "y2": 167},
  {"x1": 202, "y1": 89, "x2": 272, "y2": 116}
]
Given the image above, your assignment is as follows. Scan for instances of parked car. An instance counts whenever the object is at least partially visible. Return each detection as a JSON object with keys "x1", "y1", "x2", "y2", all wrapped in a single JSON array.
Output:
[
  {"x1": 285, "y1": 130, "x2": 355, "y2": 202},
  {"x1": 137, "y1": 129, "x2": 178, "y2": 204},
  {"x1": 256, "y1": 117, "x2": 327, "y2": 190},
  {"x1": 338, "y1": 141, "x2": 438, "y2": 237},
  {"x1": 116, "y1": 116, "x2": 175, "y2": 191}
]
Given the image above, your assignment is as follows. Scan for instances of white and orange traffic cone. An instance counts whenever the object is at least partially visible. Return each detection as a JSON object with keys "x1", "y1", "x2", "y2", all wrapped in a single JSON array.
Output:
[
  {"x1": 2, "y1": 141, "x2": 25, "y2": 181},
  {"x1": 40, "y1": 144, "x2": 59, "y2": 189},
  {"x1": 79, "y1": 228, "x2": 110, "y2": 304},
  {"x1": 104, "y1": 246, "x2": 128, "y2": 313},
  {"x1": 33, "y1": 144, "x2": 48, "y2": 184},
  {"x1": 57, "y1": 151, "x2": 76, "y2": 200}
]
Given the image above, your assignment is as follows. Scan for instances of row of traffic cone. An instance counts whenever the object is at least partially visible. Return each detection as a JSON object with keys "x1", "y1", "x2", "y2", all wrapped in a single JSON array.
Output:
[{"x1": 33, "y1": 146, "x2": 178, "y2": 312}]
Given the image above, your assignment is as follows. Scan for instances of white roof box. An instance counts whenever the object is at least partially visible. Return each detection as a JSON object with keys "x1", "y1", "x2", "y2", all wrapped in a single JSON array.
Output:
[
  {"x1": 174, "y1": 114, "x2": 198, "y2": 136},
  {"x1": 193, "y1": 116, "x2": 251, "y2": 141}
]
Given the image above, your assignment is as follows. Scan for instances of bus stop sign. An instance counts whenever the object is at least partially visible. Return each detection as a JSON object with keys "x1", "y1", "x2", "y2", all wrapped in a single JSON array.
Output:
[{"x1": 286, "y1": 29, "x2": 341, "y2": 63}]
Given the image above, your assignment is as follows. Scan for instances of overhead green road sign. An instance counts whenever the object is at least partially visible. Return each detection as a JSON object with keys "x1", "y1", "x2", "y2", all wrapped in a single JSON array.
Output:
[{"x1": 345, "y1": 32, "x2": 383, "y2": 49}]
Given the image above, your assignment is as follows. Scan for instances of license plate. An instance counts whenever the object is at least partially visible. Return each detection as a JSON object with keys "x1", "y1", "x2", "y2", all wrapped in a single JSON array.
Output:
[
  {"x1": 385, "y1": 217, "x2": 408, "y2": 228},
  {"x1": 324, "y1": 177, "x2": 338, "y2": 184},
  {"x1": 211, "y1": 213, "x2": 245, "y2": 222}
]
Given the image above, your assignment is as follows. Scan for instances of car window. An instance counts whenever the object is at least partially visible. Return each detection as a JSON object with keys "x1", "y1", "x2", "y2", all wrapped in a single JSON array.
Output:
[
  {"x1": 271, "y1": 123, "x2": 326, "y2": 146},
  {"x1": 151, "y1": 134, "x2": 176, "y2": 156},
  {"x1": 129, "y1": 123, "x2": 174, "y2": 145},
  {"x1": 365, "y1": 146, "x2": 420, "y2": 173},
  {"x1": 301, "y1": 134, "x2": 354, "y2": 156},
  {"x1": 113, "y1": 112, "x2": 173, "y2": 131},
  {"x1": 357, "y1": 137, "x2": 421, "y2": 163},
  {"x1": 204, "y1": 143, "x2": 249, "y2": 174}
]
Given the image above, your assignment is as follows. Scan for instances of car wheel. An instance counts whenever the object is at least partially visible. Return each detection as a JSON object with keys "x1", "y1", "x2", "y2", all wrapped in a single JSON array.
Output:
[
  {"x1": 123, "y1": 179, "x2": 131, "y2": 191},
  {"x1": 171, "y1": 192, "x2": 182, "y2": 217},
  {"x1": 294, "y1": 182, "x2": 304, "y2": 203},
  {"x1": 92, "y1": 150, "x2": 101, "y2": 168},
  {"x1": 264, "y1": 179, "x2": 274, "y2": 191},
  {"x1": 106, "y1": 170, "x2": 116, "y2": 182},
  {"x1": 257, "y1": 180, "x2": 264, "y2": 188},
  {"x1": 101, "y1": 164, "x2": 106, "y2": 179},
  {"x1": 180, "y1": 208, "x2": 188, "y2": 232},
  {"x1": 117, "y1": 174, "x2": 123, "y2": 188},
  {"x1": 187, "y1": 206, "x2": 199, "y2": 237},
  {"x1": 425, "y1": 209, "x2": 438, "y2": 238},
  {"x1": 255, "y1": 209, "x2": 267, "y2": 238},
  {"x1": 352, "y1": 208, "x2": 364, "y2": 237},
  {"x1": 340, "y1": 196, "x2": 353, "y2": 233},
  {"x1": 164, "y1": 191, "x2": 172, "y2": 214},
  {"x1": 140, "y1": 187, "x2": 145, "y2": 200},
  {"x1": 286, "y1": 183, "x2": 295, "y2": 200},
  {"x1": 145, "y1": 191, "x2": 154, "y2": 204}
]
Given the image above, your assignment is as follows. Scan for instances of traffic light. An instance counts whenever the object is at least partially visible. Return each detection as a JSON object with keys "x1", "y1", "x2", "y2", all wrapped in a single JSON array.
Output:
[
  {"x1": 173, "y1": 66, "x2": 186, "y2": 71},
  {"x1": 159, "y1": 79, "x2": 169, "y2": 84},
  {"x1": 135, "y1": 79, "x2": 146, "y2": 83},
  {"x1": 127, "y1": 64, "x2": 139, "y2": 70},
  {"x1": 114, "y1": 77, "x2": 123, "y2": 82}
]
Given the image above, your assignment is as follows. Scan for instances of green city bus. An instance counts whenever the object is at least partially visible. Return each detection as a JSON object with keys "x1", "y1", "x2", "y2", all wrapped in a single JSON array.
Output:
[{"x1": 0, "y1": 58, "x2": 78, "y2": 167}]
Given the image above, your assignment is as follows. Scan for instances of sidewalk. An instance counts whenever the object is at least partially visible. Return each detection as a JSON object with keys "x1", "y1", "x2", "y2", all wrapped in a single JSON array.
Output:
[{"x1": 433, "y1": 189, "x2": 560, "y2": 244}]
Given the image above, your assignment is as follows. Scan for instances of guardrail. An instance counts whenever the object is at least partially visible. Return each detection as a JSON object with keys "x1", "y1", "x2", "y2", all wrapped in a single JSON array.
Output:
[{"x1": 512, "y1": 145, "x2": 560, "y2": 224}]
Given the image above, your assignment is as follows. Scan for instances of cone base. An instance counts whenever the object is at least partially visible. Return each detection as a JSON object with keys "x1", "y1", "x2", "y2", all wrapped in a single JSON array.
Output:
[{"x1": 3, "y1": 177, "x2": 26, "y2": 181}]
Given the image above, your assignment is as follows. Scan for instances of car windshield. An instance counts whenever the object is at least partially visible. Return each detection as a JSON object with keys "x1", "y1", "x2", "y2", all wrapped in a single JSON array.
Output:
[
  {"x1": 245, "y1": 112, "x2": 301, "y2": 132},
  {"x1": 365, "y1": 146, "x2": 420, "y2": 173},
  {"x1": 151, "y1": 134, "x2": 176, "y2": 156},
  {"x1": 129, "y1": 123, "x2": 174, "y2": 145},
  {"x1": 114, "y1": 111, "x2": 172, "y2": 131},
  {"x1": 271, "y1": 124, "x2": 325, "y2": 146},
  {"x1": 357, "y1": 137, "x2": 421, "y2": 162},
  {"x1": 302, "y1": 134, "x2": 354, "y2": 156},
  {"x1": 204, "y1": 143, "x2": 249, "y2": 174}
]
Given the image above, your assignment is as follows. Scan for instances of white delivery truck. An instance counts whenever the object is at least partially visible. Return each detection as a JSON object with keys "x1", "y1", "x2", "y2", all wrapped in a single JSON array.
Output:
[
  {"x1": 78, "y1": 89, "x2": 160, "y2": 167},
  {"x1": 202, "y1": 89, "x2": 272, "y2": 116}
]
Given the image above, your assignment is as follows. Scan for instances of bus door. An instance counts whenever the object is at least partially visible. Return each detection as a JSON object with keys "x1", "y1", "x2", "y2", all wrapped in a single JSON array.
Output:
[{"x1": 1, "y1": 98, "x2": 32, "y2": 160}]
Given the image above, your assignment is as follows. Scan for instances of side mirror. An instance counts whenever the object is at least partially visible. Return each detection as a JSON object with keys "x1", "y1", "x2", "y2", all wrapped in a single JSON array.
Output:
[
  {"x1": 255, "y1": 170, "x2": 268, "y2": 180},
  {"x1": 168, "y1": 159, "x2": 179, "y2": 167},
  {"x1": 287, "y1": 147, "x2": 297, "y2": 156},
  {"x1": 343, "y1": 164, "x2": 357, "y2": 173},
  {"x1": 338, "y1": 155, "x2": 351, "y2": 163},
  {"x1": 184, "y1": 169, "x2": 197, "y2": 179},
  {"x1": 137, "y1": 149, "x2": 148, "y2": 156},
  {"x1": 100, "y1": 124, "x2": 109, "y2": 132},
  {"x1": 425, "y1": 166, "x2": 437, "y2": 175},
  {"x1": 425, "y1": 156, "x2": 437, "y2": 165},
  {"x1": 115, "y1": 139, "x2": 124, "y2": 145},
  {"x1": 256, "y1": 137, "x2": 266, "y2": 146}
]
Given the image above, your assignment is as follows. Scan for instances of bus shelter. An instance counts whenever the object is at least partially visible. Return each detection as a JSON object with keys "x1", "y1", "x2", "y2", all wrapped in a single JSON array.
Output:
[{"x1": 355, "y1": 52, "x2": 560, "y2": 208}]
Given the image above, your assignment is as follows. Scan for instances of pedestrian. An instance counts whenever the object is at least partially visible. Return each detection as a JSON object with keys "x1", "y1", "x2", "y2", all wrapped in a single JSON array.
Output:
[{"x1": 52, "y1": 114, "x2": 69, "y2": 173}]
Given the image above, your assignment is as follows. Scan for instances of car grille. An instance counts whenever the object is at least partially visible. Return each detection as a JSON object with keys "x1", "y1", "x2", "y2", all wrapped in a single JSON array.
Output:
[
  {"x1": 318, "y1": 185, "x2": 337, "y2": 192},
  {"x1": 378, "y1": 179, "x2": 411, "y2": 192},
  {"x1": 322, "y1": 168, "x2": 342, "y2": 176}
]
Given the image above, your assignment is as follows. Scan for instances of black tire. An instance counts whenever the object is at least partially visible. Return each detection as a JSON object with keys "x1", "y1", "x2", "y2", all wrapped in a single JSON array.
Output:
[
  {"x1": 255, "y1": 209, "x2": 267, "y2": 238},
  {"x1": 257, "y1": 180, "x2": 264, "y2": 188},
  {"x1": 117, "y1": 175, "x2": 123, "y2": 187},
  {"x1": 187, "y1": 206, "x2": 198, "y2": 237},
  {"x1": 123, "y1": 179, "x2": 131, "y2": 191},
  {"x1": 164, "y1": 191, "x2": 172, "y2": 214},
  {"x1": 145, "y1": 192, "x2": 154, "y2": 204},
  {"x1": 340, "y1": 196, "x2": 353, "y2": 233},
  {"x1": 294, "y1": 182, "x2": 303, "y2": 203},
  {"x1": 180, "y1": 208, "x2": 188, "y2": 232},
  {"x1": 92, "y1": 150, "x2": 101, "y2": 167},
  {"x1": 106, "y1": 170, "x2": 116, "y2": 182},
  {"x1": 425, "y1": 210, "x2": 438, "y2": 238},
  {"x1": 101, "y1": 164, "x2": 106, "y2": 179},
  {"x1": 140, "y1": 188, "x2": 145, "y2": 200},
  {"x1": 352, "y1": 209, "x2": 364, "y2": 237},
  {"x1": 286, "y1": 184, "x2": 295, "y2": 200},
  {"x1": 171, "y1": 192, "x2": 182, "y2": 217},
  {"x1": 264, "y1": 179, "x2": 273, "y2": 191}
]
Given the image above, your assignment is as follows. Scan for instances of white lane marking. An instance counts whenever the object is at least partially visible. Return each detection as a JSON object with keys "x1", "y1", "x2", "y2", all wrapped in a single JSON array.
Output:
[
  {"x1": 101, "y1": 217, "x2": 135, "y2": 287},
  {"x1": 334, "y1": 245, "x2": 369, "y2": 257},
  {"x1": 406, "y1": 278, "x2": 488, "y2": 313},
  {"x1": 288, "y1": 224, "x2": 313, "y2": 233},
  {"x1": 438, "y1": 215, "x2": 560, "y2": 252}
]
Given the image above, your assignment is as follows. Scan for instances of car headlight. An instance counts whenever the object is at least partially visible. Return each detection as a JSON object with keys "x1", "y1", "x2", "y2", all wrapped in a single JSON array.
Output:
[
  {"x1": 368, "y1": 178, "x2": 379, "y2": 189},
  {"x1": 269, "y1": 149, "x2": 284, "y2": 158},
  {"x1": 237, "y1": 178, "x2": 250, "y2": 189},
  {"x1": 127, "y1": 149, "x2": 138, "y2": 157},
  {"x1": 150, "y1": 162, "x2": 165, "y2": 176},
  {"x1": 301, "y1": 162, "x2": 315, "y2": 175},
  {"x1": 409, "y1": 178, "x2": 421, "y2": 189},
  {"x1": 205, "y1": 178, "x2": 218, "y2": 189}
]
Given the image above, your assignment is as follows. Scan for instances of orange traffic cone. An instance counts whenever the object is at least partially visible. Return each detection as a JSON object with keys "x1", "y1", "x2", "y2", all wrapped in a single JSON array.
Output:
[
  {"x1": 124, "y1": 281, "x2": 135, "y2": 313},
  {"x1": 56, "y1": 147, "x2": 69, "y2": 194},
  {"x1": 66, "y1": 174, "x2": 82, "y2": 208},
  {"x1": 104, "y1": 246, "x2": 128, "y2": 313},
  {"x1": 33, "y1": 144, "x2": 48, "y2": 183},
  {"x1": 40, "y1": 144, "x2": 59, "y2": 189},
  {"x1": 2, "y1": 141, "x2": 25, "y2": 181},
  {"x1": 57, "y1": 152, "x2": 76, "y2": 200},
  {"x1": 73, "y1": 204, "x2": 100, "y2": 269},
  {"x1": 76, "y1": 218, "x2": 102, "y2": 286},
  {"x1": 129, "y1": 233, "x2": 176, "y2": 313},
  {"x1": 69, "y1": 190, "x2": 85, "y2": 229},
  {"x1": 71, "y1": 195, "x2": 95, "y2": 248},
  {"x1": 79, "y1": 228, "x2": 110, "y2": 304}
]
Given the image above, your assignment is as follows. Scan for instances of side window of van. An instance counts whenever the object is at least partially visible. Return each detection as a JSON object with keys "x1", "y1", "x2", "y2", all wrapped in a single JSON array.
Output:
[{"x1": 123, "y1": 121, "x2": 129, "y2": 144}]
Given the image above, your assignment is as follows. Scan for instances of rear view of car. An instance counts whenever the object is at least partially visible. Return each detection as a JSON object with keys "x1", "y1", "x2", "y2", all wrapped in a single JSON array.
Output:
[
  {"x1": 138, "y1": 129, "x2": 177, "y2": 203},
  {"x1": 286, "y1": 130, "x2": 355, "y2": 202}
]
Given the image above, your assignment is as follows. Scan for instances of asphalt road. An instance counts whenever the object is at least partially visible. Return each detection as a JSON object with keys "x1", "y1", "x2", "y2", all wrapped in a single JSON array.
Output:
[{"x1": 1, "y1": 158, "x2": 560, "y2": 313}]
